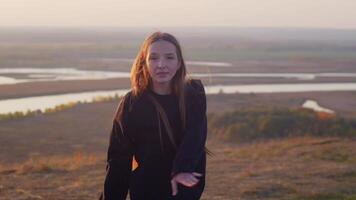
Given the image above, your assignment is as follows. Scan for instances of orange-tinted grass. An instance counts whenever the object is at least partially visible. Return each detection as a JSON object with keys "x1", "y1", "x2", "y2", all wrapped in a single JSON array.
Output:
[{"x1": 0, "y1": 152, "x2": 101, "y2": 174}]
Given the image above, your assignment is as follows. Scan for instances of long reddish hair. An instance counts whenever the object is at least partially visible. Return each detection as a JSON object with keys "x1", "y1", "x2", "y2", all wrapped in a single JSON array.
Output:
[{"x1": 130, "y1": 32, "x2": 189, "y2": 129}]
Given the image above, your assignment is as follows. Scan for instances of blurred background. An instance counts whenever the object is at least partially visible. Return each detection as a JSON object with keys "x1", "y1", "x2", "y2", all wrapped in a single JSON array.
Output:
[{"x1": 0, "y1": 0, "x2": 355, "y2": 199}]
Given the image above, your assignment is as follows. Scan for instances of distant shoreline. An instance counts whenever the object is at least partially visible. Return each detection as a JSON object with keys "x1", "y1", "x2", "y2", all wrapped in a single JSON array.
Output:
[{"x1": 1, "y1": 76, "x2": 356, "y2": 100}]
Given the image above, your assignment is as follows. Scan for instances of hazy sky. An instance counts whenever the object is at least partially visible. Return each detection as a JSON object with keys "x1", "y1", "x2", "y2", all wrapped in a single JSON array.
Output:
[{"x1": 1, "y1": 0, "x2": 356, "y2": 28}]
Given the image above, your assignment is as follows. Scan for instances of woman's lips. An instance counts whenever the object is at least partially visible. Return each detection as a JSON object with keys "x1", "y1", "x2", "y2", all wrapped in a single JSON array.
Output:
[{"x1": 157, "y1": 72, "x2": 168, "y2": 76}]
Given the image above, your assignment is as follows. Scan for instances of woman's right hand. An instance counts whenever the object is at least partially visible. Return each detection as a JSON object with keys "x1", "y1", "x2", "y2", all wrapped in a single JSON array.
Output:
[{"x1": 171, "y1": 172, "x2": 203, "y2": 196}]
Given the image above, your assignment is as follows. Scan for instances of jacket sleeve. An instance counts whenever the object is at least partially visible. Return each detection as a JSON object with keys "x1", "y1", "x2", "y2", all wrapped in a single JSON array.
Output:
[
  {"x1": 171, "y1": 79, "x2": 207, "y2": 177},
  {"x1": 102, "y1": 94, "x2": 134, "y2": 200}
]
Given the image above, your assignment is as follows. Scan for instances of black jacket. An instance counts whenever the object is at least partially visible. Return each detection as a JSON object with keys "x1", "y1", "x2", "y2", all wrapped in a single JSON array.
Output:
[{"x1": 100, "y1": 79, "x2": 207, "y2": 200}]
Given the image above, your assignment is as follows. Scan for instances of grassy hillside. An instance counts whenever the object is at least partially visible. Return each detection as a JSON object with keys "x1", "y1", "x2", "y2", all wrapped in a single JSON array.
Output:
[
  {"x1": 206, "y1": 136, "x2": 356, "y2": 200},
  {"x1": 0, "y1": 136, "x2": 355, "y2": 200},
  {"x1": 208, "y1": 107, "x2": 356, "y2": 142},
  {"x1": 0, "y1": 100, "x2": 355, "y2": 199}
]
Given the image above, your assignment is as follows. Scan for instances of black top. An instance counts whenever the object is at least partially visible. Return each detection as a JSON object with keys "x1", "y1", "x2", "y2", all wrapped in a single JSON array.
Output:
[{"x1": 101, "y1": 79, "x2": 207, "y2": 200}]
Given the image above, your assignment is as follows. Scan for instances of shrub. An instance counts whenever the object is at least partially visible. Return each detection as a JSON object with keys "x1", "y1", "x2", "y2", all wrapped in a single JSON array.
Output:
[{"x1": 207, "y1": 107, "x2": 356, "y2": 143}]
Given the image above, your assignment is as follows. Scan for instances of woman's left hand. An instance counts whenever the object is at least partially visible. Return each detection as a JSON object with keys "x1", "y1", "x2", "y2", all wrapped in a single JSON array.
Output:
[{"x1": 171, "y1": 172, "x2": 203, "y2": 196}]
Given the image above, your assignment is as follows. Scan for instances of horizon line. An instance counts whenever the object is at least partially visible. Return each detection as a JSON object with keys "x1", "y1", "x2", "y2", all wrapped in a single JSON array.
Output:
[{"x1": 1, "y1": 25, "x2": 356, "y2": 31}]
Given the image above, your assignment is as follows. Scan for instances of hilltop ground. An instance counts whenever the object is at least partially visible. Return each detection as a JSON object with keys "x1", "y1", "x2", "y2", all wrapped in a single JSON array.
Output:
[
  {"x1": 1, "y1": 136, "x2": 355, "y2": 200},
  {"x1": 0, "y1": 93, "x2": 355, "y2": 199}
]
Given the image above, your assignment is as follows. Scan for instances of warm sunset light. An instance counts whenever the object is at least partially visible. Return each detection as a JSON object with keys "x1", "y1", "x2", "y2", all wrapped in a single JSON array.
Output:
[
  {"x1": 0, "y1": 1, "x2": 355, "y2": 199},
  {"x1": 1, "y1": 0, "x2": 356, "y2": 28}
]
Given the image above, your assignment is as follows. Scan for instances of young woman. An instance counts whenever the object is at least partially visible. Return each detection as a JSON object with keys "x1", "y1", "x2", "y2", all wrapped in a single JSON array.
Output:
[{"x1": 100, "y1": 32, "x2": 208, "y2": 200}]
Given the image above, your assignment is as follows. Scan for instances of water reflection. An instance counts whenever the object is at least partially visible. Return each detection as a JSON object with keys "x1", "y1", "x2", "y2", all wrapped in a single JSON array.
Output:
[
  {"x1": 0, "y1": 89, "x2": 129, "y2": 115},
  {"x1": 1, "y1": 83, "x2": 355, "y2": 115},
  {"x1": 204, "y1": 83, "x2": 356, "y2": 94},
  {"x1": 302, "y1": 100, "x2": 334, "y2": 113},
  {"x1": 0, "y1": 68, "x2": 130, "y2": 85},
  {"x1": 1, "y1": 67, "x2": 356, "y2": 85},
  {"x1": 111, "y1": 58, "x2": 233, "y2": 67}
]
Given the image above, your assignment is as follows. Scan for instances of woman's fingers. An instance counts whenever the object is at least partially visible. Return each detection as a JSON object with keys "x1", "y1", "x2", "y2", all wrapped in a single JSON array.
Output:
[
  {"x1": 180, "y1": 180, "x2": 196, "y2": 187},
  {"x1": 171, "y1": 178, "x2": 178, "y2": 196},
  {"x1": 186, "y1": 175, "x2": 198, "y2": 182},
  {"x1": 192, "y1": 172, "x2": 203, "y2": 177},
  {"x1": 178, "y1": 174, "x2": 199, "y2": 187},
  {"x1": 183, "y1": 178, "x2": 197, "y2": 186},
  {"x1": 187, "y1": 179, "x2": 199, "y2": 187},
  {"x1": 183, "y1": 172, "x2": 202, "y2": 186},
  {"x1": 171, "y1": 172, "x2": 203, "y2": 189}
]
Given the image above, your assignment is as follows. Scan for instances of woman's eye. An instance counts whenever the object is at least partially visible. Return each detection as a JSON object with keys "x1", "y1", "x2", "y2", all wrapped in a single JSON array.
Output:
[{"x1": 167, "y1": 57, "x2": 175, "y2": 59}]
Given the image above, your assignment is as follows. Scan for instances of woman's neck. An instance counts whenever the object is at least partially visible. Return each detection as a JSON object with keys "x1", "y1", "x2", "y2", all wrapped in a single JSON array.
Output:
[{"x1": 151, "y1": 81, "x2": 171, "y2": 95}]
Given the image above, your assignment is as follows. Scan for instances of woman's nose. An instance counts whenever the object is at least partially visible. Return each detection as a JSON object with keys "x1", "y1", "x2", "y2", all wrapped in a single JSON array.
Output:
[{"x1": 158, "y1": 58, "x2": 166, "y2": 68}]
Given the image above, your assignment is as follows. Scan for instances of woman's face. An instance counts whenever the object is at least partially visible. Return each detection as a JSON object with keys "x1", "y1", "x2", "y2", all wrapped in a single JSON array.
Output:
[{"x1": 145, "y1": 40, "x2": 180, "y2": 85}]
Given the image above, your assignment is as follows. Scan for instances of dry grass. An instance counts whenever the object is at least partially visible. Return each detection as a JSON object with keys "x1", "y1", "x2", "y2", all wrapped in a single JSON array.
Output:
[
  {"x1": 202, "y1": 136, "x2": 356, "y2": 200},
  {"x1": 229, "y1": 136, "x2": 355, "y2": 162},
  {"x1": 1, "y1": 94, "x2": 355, "y2": 199},
  {"x1": 0, "y1": 136, "x2": 355, "y2": 199},
  {"x1": 0, "y1": 152, "x2": 100, "y2": 175}
]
